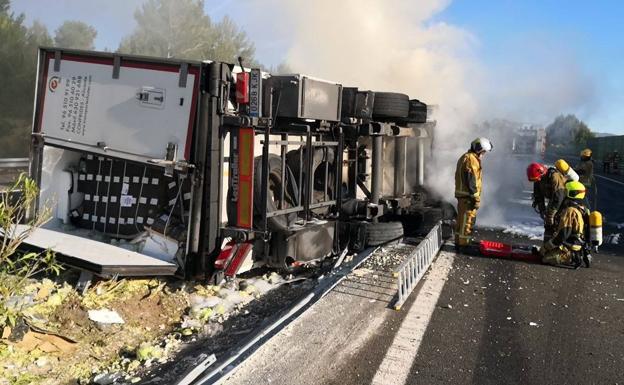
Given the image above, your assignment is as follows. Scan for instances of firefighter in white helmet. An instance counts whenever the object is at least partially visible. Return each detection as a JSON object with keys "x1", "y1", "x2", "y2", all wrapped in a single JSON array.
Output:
[{"x1": 454, "y1": 137, "x2": 493, "y2": 247}]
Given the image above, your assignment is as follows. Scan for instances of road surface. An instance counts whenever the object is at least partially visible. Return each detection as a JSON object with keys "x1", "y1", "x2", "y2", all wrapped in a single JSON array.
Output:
[{"x1": 224, "y1": 194, "x2": 624, "y2": 385}]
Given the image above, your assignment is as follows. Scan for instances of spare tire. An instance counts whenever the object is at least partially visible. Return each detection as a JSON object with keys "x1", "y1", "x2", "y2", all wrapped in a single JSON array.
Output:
[
  {"x1": 365, "y1": 221, "x2": 404, "y2": 246},
  {"x1": 372, "y1": 92, "x2": 409, "y2": 119},
  {"x1": 253, "y1": 154, "x2": 299, "y2": 231}
]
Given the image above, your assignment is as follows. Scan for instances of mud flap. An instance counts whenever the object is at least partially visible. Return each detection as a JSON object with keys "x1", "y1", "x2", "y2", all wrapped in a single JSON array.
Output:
[{"x1": 214, "y1": 241, "x2": 254, "y2": 277}]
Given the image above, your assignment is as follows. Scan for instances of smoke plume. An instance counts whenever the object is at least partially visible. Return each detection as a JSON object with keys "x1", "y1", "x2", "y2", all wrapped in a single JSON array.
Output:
[{"x1": 247, "y1": 0, "x2": 597, "y2": 231}]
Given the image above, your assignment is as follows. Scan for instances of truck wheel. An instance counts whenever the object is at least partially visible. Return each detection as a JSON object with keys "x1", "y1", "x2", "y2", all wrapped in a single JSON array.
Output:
[
  {"x1": 372, "y1": 92, "x2": 409, "y2": 119},
  {"x1": 365, "y1": 221, "x2": 404, "y2": 246},
  {"x1": 286, "y1": 147, "x2": 335, "y2": 212},
  {"x1": 252, "y1": 155, "x2": 299, "y2": 231}
]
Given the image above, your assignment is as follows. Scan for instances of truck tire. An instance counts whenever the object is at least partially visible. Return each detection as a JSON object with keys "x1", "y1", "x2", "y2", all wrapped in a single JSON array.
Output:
[
  {"x1": 404, "y1": 99, "x2": 428, "y2": 123},
  {"x1": 365, "y1": 221, "x2": 404, "y2": 246},
  {"x1": 252, "y1": 155, "x2": 299, "y2": 231},
  {"x1": 286, "y1": 147, "x2": 335, "y2": 213},
  {"x1": 372, "y1": 92, "x2": 409, "y2": 119}
]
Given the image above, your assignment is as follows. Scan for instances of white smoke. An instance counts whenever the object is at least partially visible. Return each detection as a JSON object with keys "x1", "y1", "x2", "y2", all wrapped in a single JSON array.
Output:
[
  {"x1": 247, "y1": 0, "x2": 596, "y2": 228},
  {"x1": 248, "y1": 0, "x2": 481, "y2": 198}
]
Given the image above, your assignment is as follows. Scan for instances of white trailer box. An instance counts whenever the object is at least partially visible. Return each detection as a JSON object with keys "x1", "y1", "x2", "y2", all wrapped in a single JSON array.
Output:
[
  {"x1": 36, "y1": 51, "x2": 200, "y2": 163},
  {"x1": 24, "y1": 49, "x2": 209, "y2": 277}
]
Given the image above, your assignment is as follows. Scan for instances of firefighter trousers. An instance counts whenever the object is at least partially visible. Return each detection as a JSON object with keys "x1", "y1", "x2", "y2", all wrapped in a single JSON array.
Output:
[{"x1": 455, "y1": 197, "x2": 477, "y2": 246}]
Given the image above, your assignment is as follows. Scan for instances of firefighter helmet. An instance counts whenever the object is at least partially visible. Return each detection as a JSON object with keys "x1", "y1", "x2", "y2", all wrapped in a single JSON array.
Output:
[
  {"x1": 527, "y1": 162, "x2": 547, "y2": 182},
  {"x1": 580, "y1": 148, "x2": 592, "y2": 158},
  {"x1": 470, "y1": 137, "x2": 493, "y2": 154},
  {"x1": 565, "y1": 180, "x2": 586, "y2": 199}
]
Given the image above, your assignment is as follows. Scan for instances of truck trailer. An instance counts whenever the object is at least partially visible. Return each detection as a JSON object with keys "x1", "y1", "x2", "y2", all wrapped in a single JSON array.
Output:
[{"x1": 19, "y1": 47, "x2": 446, "y2": 281}]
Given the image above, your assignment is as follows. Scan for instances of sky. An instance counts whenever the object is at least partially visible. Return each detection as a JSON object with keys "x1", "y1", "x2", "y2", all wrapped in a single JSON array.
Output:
[{"x1": 9, "y1": 0, "x2": 624, "y2": 134}]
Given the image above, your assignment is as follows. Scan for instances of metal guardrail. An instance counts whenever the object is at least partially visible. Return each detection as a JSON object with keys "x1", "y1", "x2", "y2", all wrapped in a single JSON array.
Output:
[
  {"x1": 394, "y1": 221, "x2": 443, "y2": 310},
  {"x1": 0, "y1": 158, "x2": 29, "y2": 169}
]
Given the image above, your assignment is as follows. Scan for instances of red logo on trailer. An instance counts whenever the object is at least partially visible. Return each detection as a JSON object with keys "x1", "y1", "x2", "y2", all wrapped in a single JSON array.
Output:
[{"x1": 48, "y1": 76, "x2": 61, "y2": 92}]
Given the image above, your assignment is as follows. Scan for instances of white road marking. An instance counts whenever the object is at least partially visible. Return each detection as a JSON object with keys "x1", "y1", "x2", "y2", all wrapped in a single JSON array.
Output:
[
  {"x1": 595, "y1": 174, "x2": 624, "y2": 187},
  {"x1": 371, "y1": 252, "x2": 454, "y2": 385}
]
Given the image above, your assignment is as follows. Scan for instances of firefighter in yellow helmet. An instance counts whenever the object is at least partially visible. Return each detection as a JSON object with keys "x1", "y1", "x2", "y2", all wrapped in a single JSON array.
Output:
[
  {"x1": 576, "y1": 148, "x2": 596, "y2": 209},
  {"x1": 539, "y1": 180, "x2": 589, "y2": 266},
  {"x1": 454, "y1": 137, "x2": 493, "y2": 247}
]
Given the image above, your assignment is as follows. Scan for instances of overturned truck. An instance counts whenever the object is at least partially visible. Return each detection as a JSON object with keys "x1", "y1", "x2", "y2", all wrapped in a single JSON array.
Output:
[{"x1": 23, "y1": 48, "x2": 448, "y2": 280}]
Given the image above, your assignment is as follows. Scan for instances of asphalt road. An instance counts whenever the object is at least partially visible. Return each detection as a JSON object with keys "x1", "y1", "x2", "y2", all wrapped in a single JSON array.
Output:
[
  {"x1": 594, "y1": 172, "x2": 624, "y2": 224},
  {"x1": 407, "y1": 240, "x2": 624, "y2": 385},
  {"x1": 225, "y1": 231, "x2": 623, "y2": 385},
  {"x1": 223, "y1": 156, "x2": 624, "y2": 385}
]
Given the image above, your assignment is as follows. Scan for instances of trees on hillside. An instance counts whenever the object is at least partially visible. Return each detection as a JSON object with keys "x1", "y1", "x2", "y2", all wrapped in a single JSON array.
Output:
[
  {"x1": 546, "y1": 114, "x2": 595, "y2": 147},
  {"x1": 0, "y1": 4, "x2": 54, "y2": 156},
  {"x1": 0, "y1": 0, "x2": 260, "y2": 156}
]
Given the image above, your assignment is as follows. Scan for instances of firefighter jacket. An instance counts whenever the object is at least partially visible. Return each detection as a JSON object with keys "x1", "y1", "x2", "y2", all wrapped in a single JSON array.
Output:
[
  {"x1": 455, "y1": 150, "x2": 481, "y2": 200},
  {"x1": 533, "y1": 168, "x2": 566, "y2": 218},
  {"x1": 549, "y1": 199, "x2": 588, "y2": 251},
  {"x1": 576, "y1": 159, "x2": 595, "y2": 186}
]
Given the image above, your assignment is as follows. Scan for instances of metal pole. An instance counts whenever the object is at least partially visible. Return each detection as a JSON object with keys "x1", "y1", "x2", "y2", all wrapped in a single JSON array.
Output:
[
  {"x1": 394, "y1": 136, "x2": 406, "y2": 196},
  {"x1": 371, "y1": 135, "x2": 382, "y2": 204},
  {"x1": 304, "y1": 129, "x2": 313, "y2": 220},
  {"x1": 418, "y1": 138, "x2": 424, "y2": 187}
]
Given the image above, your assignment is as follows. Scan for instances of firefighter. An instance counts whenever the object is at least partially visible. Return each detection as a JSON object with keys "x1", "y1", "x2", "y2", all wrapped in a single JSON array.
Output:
[
  {"x1": 454, "y1": 137, "x2": 493, "y2": 247},
  {"x1": 539, "y1": 181, "x2": 589, "y2": 266},
  {"x1": 576, "y1": 148, "x2": 596, "y2": 209},
  {"x1": 527, "y1": 162, "x2": 566, "y2": 241}
]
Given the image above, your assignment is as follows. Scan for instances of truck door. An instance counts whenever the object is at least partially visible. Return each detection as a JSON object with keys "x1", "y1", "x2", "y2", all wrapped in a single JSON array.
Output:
[
  {"x1": 33, "y1": 49, "x2": 200, "y2": 163},
  {"x1": 20, "y1": 48, "x2": 204, "y2": 277}
]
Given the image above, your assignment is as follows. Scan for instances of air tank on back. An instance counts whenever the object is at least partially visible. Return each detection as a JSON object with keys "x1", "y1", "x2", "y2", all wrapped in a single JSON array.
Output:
[
  {"x1": 555, "y1": 159, "x2": 579, "y2": 182},
  {"x1": 589, "y1": 211, "x2": 603, "y2": 248}
]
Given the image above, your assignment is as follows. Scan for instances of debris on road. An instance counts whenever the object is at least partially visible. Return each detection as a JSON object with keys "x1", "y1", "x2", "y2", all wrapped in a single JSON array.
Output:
[
  {"x1": 88, "y1": 309, "x2": 125, "y2": 324},
  {"x1": 0, "y1": 271, "x2": 292, "y2": 385}
]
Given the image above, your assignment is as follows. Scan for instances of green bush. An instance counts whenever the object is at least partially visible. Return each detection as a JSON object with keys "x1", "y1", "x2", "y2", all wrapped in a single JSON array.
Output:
[{"x1": 0, "y1": 173, "x2": 61, "y2": 328}]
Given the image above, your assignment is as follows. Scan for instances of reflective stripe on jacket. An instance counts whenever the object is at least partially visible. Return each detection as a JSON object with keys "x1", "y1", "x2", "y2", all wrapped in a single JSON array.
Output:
[{"x1": 455, "y1": 151, "x2": 481, "y2": 199}]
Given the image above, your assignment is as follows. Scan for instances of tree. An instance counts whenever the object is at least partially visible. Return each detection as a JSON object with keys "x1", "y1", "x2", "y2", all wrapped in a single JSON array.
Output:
[
  {"x1": 54, "y1": 20, "x2": 97, "y2": 49},
  {"x1": 27, "y1": 20, "x2": 52, "y2": 48},
  {"x1": 574, "y1": 121, "x2": 595, "y2": 146},
  {"x1": 0, "y1": 0, "x2": 9, "y2": 14},
  {"x1": 545, "y1": 114, "x2": 594, "y2": 147},
  {"x1": 0, "y1": 0, "x2": 53, "y2": 156},
  {"x1": 211, "y1": 15, "x2": 256, "y2": 65},
  {"x1": 119, "y1": 0, "x2": 258, "y2": 64}
]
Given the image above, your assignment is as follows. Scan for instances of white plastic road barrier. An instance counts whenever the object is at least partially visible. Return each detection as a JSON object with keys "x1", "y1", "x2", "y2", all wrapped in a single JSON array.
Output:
[{"x1": 394, "y1": 222, "x2": 443, "y2": 310}]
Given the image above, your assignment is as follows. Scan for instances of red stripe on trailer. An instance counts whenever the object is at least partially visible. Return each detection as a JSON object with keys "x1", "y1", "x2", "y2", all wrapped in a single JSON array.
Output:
[
  {"x1": 35, "y1": 53, "x2": 51, "y2": 133},
  {"x1": 184, "y1": 71, "x2": 200, "y2": 160},
  {"x1": 236, "y1": 128, "x2": 254, "y2": 229}
]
